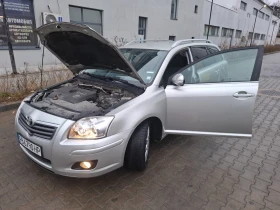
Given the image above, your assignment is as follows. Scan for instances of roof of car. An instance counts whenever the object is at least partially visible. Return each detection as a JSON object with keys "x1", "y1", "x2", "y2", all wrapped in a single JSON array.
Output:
[{"x1": 119, "y1": 39, "x2": 220, "y2": 51}]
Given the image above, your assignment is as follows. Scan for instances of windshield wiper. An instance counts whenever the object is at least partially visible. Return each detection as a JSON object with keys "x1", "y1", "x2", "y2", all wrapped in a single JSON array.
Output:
[
  {"x1": 105, "y1": 77, "x2": 142, "y2": 88},
  {"x1": 81, "y1": 72, "x2": 110, "y2": 81},
  {"x1": 81, "y1": 72, "x2": 142, "y2": 88}
]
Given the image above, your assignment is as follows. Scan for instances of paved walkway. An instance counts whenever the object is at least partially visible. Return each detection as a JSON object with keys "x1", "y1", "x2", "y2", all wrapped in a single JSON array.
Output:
[{"x1": 0, "y1": 52, "x2": 280, "y2": 210}]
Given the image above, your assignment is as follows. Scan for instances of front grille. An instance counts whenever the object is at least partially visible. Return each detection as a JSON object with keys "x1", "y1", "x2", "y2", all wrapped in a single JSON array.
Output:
[{"x1": 18, "y1": 112, "x2": 57, "y2": 140}]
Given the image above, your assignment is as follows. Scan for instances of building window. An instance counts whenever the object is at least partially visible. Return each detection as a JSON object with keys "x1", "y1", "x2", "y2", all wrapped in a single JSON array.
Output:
[
  {"x1": 254, "y1": 33, "x2": 260, "y2": 40},
  {"x1": 222, "y1": 28, "x2": 234, "y2": 37},
  {"x1": 0, "y1": 0, "x2": 38, "y2": 49},
  {"x1": 169, "y1": 36, "x2": 176, "y2": 41},
  {"x1": 139, "y1": 17, "x2": 147, "y2": 39},
  {"x1": 240, "y1": 1, "x2": 247, "y2": 11},
  {"x1": 235, "y1": 30, "x2": 242, "y2": 38},
  {"x1": 261, "y1": 34, "x2": 266, "y2": 40},
  {"x1": 248, "y1": 32, "x2": 253, "y2": 40},
  {"x1": 194, "y1": 5, "x2": 198, "y2": 13},
  {"x1": 171, "y1": 0, "x2": 178, "y2": 20},
  {"x1": 258, "y1": 11, "x2": 264, "y2": 19},
  {"x1": 69, "y1": 6, "x2": 103, "y2": 34},
  {"x1": 204, "y1": 25, "x2": 219, "y2": 36},
  {"x1": 253, "y1": 8, "x2": 258, "y2": 16},
  {"x1": 265, "y1": 14, "x2": 270, "y2": 21}
]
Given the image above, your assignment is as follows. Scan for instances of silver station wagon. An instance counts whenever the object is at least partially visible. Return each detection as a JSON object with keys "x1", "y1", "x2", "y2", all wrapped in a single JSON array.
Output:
[{"x1": 15, "y1": 23, "x2": 263, "y2": 178}]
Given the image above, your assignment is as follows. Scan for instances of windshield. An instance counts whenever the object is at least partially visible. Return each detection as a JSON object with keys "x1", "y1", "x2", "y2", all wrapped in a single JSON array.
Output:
[
  {"x1": 120, "y1": 49, "x2": 168, "y2": 84},
  {"x1": 80, "y1": 49, "x2": 167, "y2": 85}
]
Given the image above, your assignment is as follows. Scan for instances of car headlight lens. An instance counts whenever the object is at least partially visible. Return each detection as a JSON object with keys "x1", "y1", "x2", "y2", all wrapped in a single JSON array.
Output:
[{"x1": 68, "y1": 116, "x2": 114, "y2": 139}]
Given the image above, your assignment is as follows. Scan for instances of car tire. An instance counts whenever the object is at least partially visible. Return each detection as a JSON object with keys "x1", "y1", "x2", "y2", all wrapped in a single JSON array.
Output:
[{"x1": 124, "y1": 121, "x2": 150, "y2": 171}]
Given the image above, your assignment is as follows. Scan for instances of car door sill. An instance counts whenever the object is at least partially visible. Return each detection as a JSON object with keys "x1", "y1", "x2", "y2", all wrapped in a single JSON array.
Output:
[{"x1": 165, "y1": 130, "x2": 252, "y2": 138}]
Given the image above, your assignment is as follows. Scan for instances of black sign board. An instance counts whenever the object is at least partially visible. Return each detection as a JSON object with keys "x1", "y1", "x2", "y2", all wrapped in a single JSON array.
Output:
[{"x1": 0, "y1": 0, "x2": 38, "y2": 48}]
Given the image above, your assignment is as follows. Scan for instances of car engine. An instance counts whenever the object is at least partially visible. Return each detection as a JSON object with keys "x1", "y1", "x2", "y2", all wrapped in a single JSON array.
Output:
[{"x1": 28, "y1": 77, "x2": 142, "y2": 120}]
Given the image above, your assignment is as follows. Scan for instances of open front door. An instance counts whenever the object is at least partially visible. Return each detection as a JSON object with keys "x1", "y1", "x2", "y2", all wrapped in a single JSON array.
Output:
[{"x1": 165, "y1": 46, "x2": 264, "y2": 137}]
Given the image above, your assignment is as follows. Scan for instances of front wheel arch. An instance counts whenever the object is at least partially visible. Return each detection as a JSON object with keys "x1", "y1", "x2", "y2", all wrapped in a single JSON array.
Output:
[{"x1": 123, "y1": 117, "x2": 163, "y2": 170}]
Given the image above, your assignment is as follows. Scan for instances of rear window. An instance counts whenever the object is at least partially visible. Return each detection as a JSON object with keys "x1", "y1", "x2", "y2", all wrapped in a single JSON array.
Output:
[
  {"x1": 208, "y1": 46, "x2": 219, "y2": 54},
  {"x1": 191, "y1": 47, "x2": 208, "y2": 61}
]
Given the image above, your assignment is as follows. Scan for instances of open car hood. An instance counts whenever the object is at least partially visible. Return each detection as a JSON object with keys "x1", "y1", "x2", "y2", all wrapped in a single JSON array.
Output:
[{"x1": 36, "y1": 22, "x2": 145, "y2": 85}]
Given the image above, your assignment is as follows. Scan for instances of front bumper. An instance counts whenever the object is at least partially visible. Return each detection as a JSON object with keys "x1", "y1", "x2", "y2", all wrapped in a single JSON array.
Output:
[{"x1": 15, "y1": 102, "x2": 133, "y2": 178}]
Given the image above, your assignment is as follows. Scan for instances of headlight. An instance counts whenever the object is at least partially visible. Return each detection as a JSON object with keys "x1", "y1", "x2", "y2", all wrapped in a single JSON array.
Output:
[{"x1": 68, "y1": 116, "x2": 114, "y2": 139}]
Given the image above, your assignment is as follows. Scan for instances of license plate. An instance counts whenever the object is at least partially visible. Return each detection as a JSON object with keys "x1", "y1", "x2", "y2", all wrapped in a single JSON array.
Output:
[{"x1": 18, "y1": 134, "x2": 42, "y2": 157}]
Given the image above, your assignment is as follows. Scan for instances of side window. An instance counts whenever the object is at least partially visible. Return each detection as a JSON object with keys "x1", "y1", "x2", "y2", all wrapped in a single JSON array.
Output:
[
  {"x1": 207, "y1": 47, "x2": 219, "y2": 54},
  {"x1": 162, "y1": 49, "x2": 189, "y2": 82},
  {"x1": 191, "y1": 47, "x2": 208, "y2": 61},
  {"x1": 181, "y1": 49, "x2": 258, "y2": 84},
  {"x1": 208, "y1": 47, "x2": 223, "y2": 62}
]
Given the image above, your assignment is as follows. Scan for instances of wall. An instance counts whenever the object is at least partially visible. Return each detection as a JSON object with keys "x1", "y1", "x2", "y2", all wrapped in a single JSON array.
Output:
[
  {"x1": 236, "y1": 0, "x2": 273, "y2": 46},
  {"x1": 268, "y1": 16, "x2": 280, "y2": 45},
  {"x1": 0, "y1": 0, "x2": 204, "y2": 74},
  {"x1": 209, "y1": 0, "x2": 240, "y2": 11},
  {"x1": 202, "y1": 0, "x2": 239, "y2": 46},
  {"x1": 277, "y1": 26, "x2": 280, "y2": 44},
  {"x1": 202, "y1": 0, "x2": 279, "y2": 47},
  {"x1": 0, "y1": 0, "x2": 279, "y2": 75}
]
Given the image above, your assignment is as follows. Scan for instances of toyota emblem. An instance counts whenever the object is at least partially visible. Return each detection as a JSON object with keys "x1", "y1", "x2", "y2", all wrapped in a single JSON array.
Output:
[{"x1": 26, "y1": 116, "x2": 33, "y2": 126}]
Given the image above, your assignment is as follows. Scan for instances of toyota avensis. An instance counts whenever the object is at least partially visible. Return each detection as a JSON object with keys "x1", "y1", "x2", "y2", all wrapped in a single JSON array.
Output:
[{"x1": 15, "y1": 23, "x2": 263, "y2": 177}]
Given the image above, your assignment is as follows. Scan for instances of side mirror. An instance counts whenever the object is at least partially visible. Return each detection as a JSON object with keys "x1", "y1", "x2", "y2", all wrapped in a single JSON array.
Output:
[{"x1": 171, "y1": 73, "x2": 185, "y2": 86}]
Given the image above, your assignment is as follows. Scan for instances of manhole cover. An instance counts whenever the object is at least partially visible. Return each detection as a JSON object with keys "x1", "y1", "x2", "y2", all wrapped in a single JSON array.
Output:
[{"x1": 259, "y1": 90, "x2": 280, "y2": 97}]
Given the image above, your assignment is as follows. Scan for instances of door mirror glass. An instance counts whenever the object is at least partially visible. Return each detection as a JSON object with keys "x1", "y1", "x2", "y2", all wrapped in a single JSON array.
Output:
[{"x1": 172, "y1": 73, "x2": 185, "y2": 86}]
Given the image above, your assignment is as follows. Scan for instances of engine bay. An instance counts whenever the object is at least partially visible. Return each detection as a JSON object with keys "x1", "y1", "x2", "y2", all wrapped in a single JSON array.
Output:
[{"x1": 28, "y1": 77, "x2": 143, "y2": 120}]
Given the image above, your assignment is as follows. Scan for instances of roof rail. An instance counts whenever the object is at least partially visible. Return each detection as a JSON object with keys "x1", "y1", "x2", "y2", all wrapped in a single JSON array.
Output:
[
  {"x1": 125, "y1": 39, "x2": 170, "y2": 46},
  {"x1": 171, "y1": 39, "x2": 212, "y2": 48}
]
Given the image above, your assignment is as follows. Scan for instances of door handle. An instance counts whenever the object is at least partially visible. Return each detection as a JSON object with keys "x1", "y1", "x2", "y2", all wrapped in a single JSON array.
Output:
[{"x1": 233, "y1": 91, "x2": 255, "y2": 98}]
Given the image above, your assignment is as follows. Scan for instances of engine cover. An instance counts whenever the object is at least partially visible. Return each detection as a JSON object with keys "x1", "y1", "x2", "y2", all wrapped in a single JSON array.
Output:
[
  {"x1": 48, "y1": 86, "x2": 97, "y2": 104},
  {"x1": 28, "y1": 77, "x2": 143, "y2": 120}
]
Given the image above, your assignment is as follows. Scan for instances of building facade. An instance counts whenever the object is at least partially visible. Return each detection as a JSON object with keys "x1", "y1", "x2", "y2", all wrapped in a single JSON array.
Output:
[
  {"x1": 202, "y1": 0, "x2": 279, "y2": 47},
  {"x1": 0, "y1": 0, "x2": 278, "y2": 74}
]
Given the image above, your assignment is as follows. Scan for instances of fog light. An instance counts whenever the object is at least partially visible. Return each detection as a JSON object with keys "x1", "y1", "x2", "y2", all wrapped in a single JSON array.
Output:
[
  {"x1": 71, "y1": 160, "x2": 98, "y2": 170},
  {"x1": 80, "y1": 161, "x2": 91, "y2": 169}
]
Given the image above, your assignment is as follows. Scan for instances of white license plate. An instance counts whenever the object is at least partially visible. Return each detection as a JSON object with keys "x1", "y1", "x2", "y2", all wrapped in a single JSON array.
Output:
[{"x1": 18, "y1": 134, "x2": 42, "y2": 157}]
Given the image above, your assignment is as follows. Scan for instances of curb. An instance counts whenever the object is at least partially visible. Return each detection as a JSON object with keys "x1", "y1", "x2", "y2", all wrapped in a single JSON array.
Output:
[{"x1": 0, "y1": 101, "x2": 21, "y2": 113}]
